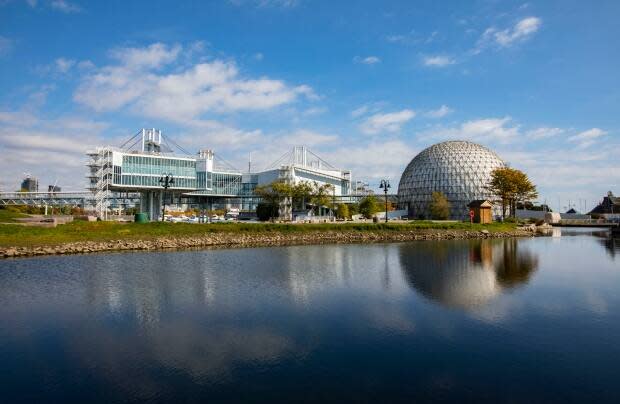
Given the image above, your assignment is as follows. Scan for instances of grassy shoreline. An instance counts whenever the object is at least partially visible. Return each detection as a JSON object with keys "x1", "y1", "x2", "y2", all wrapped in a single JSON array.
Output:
[{"x1": 0, "y1": 220, "x2": 519, "y2": 248}]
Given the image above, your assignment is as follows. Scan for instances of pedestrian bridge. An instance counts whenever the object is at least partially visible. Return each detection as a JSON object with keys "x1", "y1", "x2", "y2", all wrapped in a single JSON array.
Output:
[{"x1": 0, "y1": 192, "x2": 139, "y2": 207}]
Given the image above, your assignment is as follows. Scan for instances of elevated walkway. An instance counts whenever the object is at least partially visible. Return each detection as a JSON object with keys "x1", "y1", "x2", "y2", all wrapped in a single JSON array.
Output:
[{"x1": 0, "y1": 192, "x2": 139, "y2": 208}]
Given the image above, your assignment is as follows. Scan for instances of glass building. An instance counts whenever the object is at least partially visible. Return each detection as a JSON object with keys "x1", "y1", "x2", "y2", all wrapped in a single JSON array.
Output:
[
  {"x1": 87, "y1": 130, "x2": 351, "y2": 220},
  {"x1": 397, "y1": 140, "x2": 505, "y2": 220}
]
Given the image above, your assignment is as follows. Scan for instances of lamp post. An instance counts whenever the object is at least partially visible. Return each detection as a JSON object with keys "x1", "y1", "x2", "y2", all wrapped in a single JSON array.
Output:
[
  {"x1": 379, "y1": 179, "x2": 390, "y2": 223},
  {"x1": 159, "y1": 173, "x2": 174, "y2": 222},
  {"x1": 332, "y1": 184, "x2": 336, "y2": 221}
]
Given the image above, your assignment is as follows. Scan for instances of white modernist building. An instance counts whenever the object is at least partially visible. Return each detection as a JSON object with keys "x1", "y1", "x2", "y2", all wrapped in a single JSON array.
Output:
[{"x1": 87, "y1": 129, "x2": 352, "y2": 220}]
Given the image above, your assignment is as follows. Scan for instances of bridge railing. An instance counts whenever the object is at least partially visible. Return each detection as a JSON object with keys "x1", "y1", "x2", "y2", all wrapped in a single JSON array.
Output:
[
  {"x1": 560, "y1": 218, "x2": 617, "y2": 226},
  {"x1": 0, "y1": 192, "x2": 93, "y2": 199}
]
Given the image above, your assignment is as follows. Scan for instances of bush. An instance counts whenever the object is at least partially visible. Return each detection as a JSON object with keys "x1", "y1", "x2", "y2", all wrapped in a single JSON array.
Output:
[
  {"x1": 336, "y1": 203, "x2": 349, "y2": 220},
  {"x1": 359, "y1": 196, "x2": 379, "y2": 219},
  {"x1": 429, "y1": 191, "x2": 450, "y2": 220}
]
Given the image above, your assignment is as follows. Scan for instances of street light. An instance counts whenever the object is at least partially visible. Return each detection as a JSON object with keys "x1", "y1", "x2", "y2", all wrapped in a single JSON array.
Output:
[
  {"x1": 379, "y1": 179, "x2": 391, "y2": 223},
  {"x1": 159, "y1": 173, "x2": 174, "y2": 222}
]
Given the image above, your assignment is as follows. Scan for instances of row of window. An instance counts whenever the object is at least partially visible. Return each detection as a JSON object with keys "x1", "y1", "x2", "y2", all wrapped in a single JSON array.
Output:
[
  {"x1": 122, "y1": 155, "x2": 196, "y2": 177},
  {"x1": 118, "y1": 175, "x2": 197, "y2": 189},
  {"x1": 212, "y1": 173, "x2": 242, "y2": 195},
  {"x1": 196, "y1": 172, "x2": 213, "y2": 189}
]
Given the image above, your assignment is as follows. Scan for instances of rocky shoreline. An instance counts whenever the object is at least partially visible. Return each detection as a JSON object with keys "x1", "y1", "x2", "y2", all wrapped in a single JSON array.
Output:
[{"x1": 1, "y1": 228, "x2": 533, "y2": 259}]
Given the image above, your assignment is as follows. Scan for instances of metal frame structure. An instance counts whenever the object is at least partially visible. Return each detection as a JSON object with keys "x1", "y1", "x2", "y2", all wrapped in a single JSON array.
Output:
[
  {"x1": 0, "y1": 192, "x2": 139, "y2": 208},
  {"x1": 85, "y1": 130, "x2": 354, "y2": 221},
  {"x1": 397, "y1": 140, "x2": 506, "y2": 220}
]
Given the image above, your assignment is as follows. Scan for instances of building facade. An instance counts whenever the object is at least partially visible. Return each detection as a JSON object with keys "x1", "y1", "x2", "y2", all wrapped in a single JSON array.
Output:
[
  {"x1": 87, "y1": 129, "x2": 352, "y2": 220},
  {"x1": 590, "y1": 191, "x2": 620, "y2": 215},
  {"x1": 20, "y1": 176, "x2": 38, "y2": 192}
]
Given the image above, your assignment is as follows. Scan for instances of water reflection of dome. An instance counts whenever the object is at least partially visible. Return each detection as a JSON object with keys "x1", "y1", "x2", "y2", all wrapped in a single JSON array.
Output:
[{"x1": 399, "y1": 239, "x2": 538, "y2": 309}]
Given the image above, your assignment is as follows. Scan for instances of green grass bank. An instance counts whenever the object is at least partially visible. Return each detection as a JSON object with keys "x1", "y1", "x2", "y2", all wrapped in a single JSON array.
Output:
[{"x1": 0, "y1": 220, "x2": 519, "y2": 248}]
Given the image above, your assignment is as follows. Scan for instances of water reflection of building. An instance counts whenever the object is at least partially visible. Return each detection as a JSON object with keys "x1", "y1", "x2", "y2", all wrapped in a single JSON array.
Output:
[
  {"x1": 591, "y1": 231, "x2": 620, "y2": 259},
  {"x1": 399, "y1": 239, "x2": 538, "y2": 309}
]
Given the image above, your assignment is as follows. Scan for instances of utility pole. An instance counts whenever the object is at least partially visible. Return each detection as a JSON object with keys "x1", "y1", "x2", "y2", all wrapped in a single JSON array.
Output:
[
  {"x1": 159, "y1": 173, "x2": 174, "y2": 222},
  {"x1": 380, "y1": 179, "x2": 390, "y2": 223}
]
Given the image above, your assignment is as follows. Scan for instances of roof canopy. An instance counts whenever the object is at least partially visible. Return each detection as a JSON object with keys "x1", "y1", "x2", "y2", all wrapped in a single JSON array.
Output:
[{"x1": 468, "y1": 200, "x2": 493, "y2": 208}]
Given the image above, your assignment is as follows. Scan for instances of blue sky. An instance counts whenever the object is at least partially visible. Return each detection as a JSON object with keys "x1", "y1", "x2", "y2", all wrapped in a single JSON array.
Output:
[{"x1": 0, "y1": 0, "x2": 618, "y2": 211}]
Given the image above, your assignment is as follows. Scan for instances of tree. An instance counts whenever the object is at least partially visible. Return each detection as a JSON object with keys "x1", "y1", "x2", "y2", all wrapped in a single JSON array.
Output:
[
  {"x1": 348, "y1": 203, "x2": 359, "y2": 217},
  {"x1": 512, "y1": 170, "x2": 538, "y2": 216},
  {"x1": 255, "y1": 180, "x2": 338, "y2": 219},
  {"x1": 310, "y1": 182, "x2": 334, "y2": 215},
  {"x1": 487, "y1": 167, "x2": 538, "y2": 219},
  {"x1": 487, "y1": 167, "x2": 515, "y2": 219},
  {"x1": 429, "y1": 191, "x2": 450, "y2": 220},
  {"x1": 254, "y1": 180, "x2": 292, "y2": 219},
  {"x1": 336, "y1": 203, "x2": 349, "y2": 220},
  {"x1": 292, "y1": 181, "x2": 313, "y2": 211},
  {"x1": 359, "y1": 195, "x2": 379, "y2": 219}
]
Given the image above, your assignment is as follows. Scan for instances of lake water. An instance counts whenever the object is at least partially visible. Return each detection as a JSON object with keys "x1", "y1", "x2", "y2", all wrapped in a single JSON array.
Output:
[{"x1": 1, "y1": 229, "x2": 619, "y2": 403}]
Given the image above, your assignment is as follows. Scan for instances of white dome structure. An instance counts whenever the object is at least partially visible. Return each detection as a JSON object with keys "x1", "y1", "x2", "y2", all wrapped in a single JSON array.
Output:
[{"x1": 397, "y1": 140, "x2": 505, "y2": 219}]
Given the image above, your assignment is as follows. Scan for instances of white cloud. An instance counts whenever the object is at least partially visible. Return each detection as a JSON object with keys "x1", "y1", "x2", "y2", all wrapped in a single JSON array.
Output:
[
  {"x1": 74, "y1": 42, "x2": 316, "y2": 121},
  {"x1": 35, "y1": 57, "x2": 77, "y2": 76},
  {"x1": 425, "y1": 31, "x2": 439, "y2": 44},
  {"x1": 321, "y1": 140, "x2": 418, "y2": 181},
  {"x1": 254, "y1": 52, "x2": 264, "y2": 61},
  {"x1": 293, "y1": 84, "x2": 320, "y2": 101},
  {"x1": 354, "y1": 56, "x2": 381, "y2": 65},
  {"x1": 229, "y1": 0, "x2": 299, "y2": 8},
  {"x1": 496, "y1": 17, "x2": 541, "y2": 47},
  {"x1": 423, "y1": 55, "x2": 455, "y2": 67},
  {"x1": 526, "y1": 127, "x2": 564, "y2": 139},
  {"x1": 425, "y1": 105, "x2": 453, "y2": 118},
  {"x1": 285, "y1": 129, "x2": 338, "y2": 145},
  {"x1": 177, "y1": 119, "x2": 264, "y2": 151},
  {"x1": 351, "y1": 105, "x2": 369, "y2": 118},
  {"x1": 568, "y1": 128, "x2": 607, "y2": 147},
  {"x1": 0, "y1": 110, "x2": 108, "y2": 191},
  {"x1": 461, "y1": 117, "x2": 518, "y2": 140},
  {"x1": 77, "y1": 60, "x2": 95, "y2": 70},
  {"x1": 360, "y1": 109, "x2": 415, "y2": 135},
  {"x1": 54, "y1": 57, "x2": 75, "y2": 73},
  {"x1": 497, "y1": 146, "x2": 620, "y2": 209},
  {"x1": 422, "y1": 117, "x2": 519, "y2": 143},
  {"x1": 302, "y1": 106, "x2": 327, "y2": 116},
  {"x1": 26, "y1": 84, "x2": 56, "y2": 107},
  {"x1": 50, "y1": 0, "x2": 82, "y2": 13},
  {"x1": 109, "y1": 42, "x2": 181, "y2": 69},
  {"x1": 475, "y1": 16, "x2": 541, "y2": 52},
  {"x1": 386, "y1": 35, "x2": 405, "y2": 43}
]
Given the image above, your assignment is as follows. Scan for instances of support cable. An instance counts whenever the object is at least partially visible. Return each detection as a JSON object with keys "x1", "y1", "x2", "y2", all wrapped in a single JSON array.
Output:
[{"x1": 118, "y1": 130, "x2": 143, "y2": 149}]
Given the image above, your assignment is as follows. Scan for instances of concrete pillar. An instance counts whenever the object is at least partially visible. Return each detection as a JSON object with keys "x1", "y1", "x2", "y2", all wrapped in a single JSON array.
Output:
[{"x1": 139, "y1": 191, "x2": 162, "y2": 222}]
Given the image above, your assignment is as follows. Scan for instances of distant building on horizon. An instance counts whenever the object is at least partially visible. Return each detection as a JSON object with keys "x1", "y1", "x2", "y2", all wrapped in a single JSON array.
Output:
[
  {"x1": 20, "y1": 176, "x2": 38, "y2": 192},
  {"x1": 589, "y1": 191, "x2": 620, "y2": 215}
]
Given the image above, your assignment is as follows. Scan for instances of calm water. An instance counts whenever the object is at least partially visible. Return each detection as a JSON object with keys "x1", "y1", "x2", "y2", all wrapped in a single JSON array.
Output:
[{"x1": 1, "y1": 229, "x2": 619, "y2": 403}]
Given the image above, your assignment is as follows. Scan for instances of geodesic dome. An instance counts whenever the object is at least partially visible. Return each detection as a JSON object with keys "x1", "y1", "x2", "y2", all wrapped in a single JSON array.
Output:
[{"x1": 397, "y1": 140, "x2": 505, "y2": 219}]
